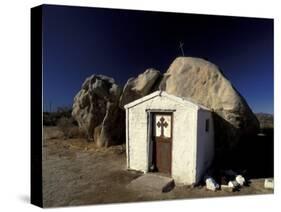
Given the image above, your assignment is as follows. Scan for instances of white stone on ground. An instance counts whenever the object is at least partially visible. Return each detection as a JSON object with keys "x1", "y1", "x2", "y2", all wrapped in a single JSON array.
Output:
[
  {"x1": 205, "y1": 177, "x2": 219, "y2": 191},
  {"x1": 228, "y1": 180, "x2": 239, "y2": 188},
  {"x1": 235, "y1": 175, "x2": 245, "y2": 186},
  {"x1": 264, "y1": 178, "x2": 274, "y2": 189},
  {"x1": 221, "y1": 185, "x2": 234, "y2": 192}
]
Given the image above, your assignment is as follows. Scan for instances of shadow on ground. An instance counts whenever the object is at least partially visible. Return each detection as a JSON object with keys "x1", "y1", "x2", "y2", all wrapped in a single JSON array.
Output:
[{"x1": 214, "y1": 127, "x2": 273, "y2": 179}]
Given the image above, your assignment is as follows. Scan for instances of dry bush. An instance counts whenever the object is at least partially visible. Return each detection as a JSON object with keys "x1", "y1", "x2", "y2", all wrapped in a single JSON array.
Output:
[
  {"x1": 69, "y1": 126, "x2": 87, "y2": 139},
  {"x1": 43, "y1": 106, "x2": 75, "y2": 126},
  {"x1": 57, "y1": 117, "x2": 86, "y2": 139},
  {"x1": 57, "y1": 117, "x2": 74, "y2": 139}
]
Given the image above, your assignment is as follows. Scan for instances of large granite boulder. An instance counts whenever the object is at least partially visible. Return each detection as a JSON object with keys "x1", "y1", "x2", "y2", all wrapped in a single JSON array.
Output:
[
  {"x1": 72, "y1": 75, "x2": 124, "y2": 147},
  {"x1": 72, "y1": 57, "x2": 259, "y2": 151},
  {"x1": 119, "y1": 68, "x2": 162, "y2": 107},
  {"x1": 159, "y1": 57, "x2": 260, "y2": 150}
]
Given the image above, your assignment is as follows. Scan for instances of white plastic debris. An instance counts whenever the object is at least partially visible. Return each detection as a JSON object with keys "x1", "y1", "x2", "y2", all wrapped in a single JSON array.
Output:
[
  {"x1": 235, "y1": 175, "x2": 246, "y2": 186},
  {"x1": 205, "y1": 177, "x2": 220, "y2": 191},
  {"x1": 264, "y1": 178, "x2": 274, "y2": 189},
  {"x1": 228, "y1": 180, "x2": 239, "y2": 188}
]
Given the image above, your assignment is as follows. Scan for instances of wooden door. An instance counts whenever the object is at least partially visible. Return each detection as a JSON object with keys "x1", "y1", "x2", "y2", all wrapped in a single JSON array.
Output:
[{"x1": 153, "y1": 113, "x2": 173, "y2": 174}]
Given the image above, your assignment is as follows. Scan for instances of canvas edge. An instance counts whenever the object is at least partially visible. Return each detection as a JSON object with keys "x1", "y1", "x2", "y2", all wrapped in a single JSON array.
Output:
[{"x1": 30, "y1": 4, "x2": 43, "y2": 208}]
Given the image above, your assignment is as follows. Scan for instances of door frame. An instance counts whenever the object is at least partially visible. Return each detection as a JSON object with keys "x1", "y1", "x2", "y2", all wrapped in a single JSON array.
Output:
[{"x1": 147, "y1": 110, "x2": 174, "y2": 176}]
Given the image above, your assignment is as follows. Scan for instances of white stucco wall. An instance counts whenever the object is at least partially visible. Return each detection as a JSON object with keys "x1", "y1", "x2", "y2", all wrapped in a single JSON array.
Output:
[
  {"x1": 195, "y1": 109, "x2": 214, "y2": 183},
  {"x1": 126, "y1": 93, "x2": 202, "y2": 185}
]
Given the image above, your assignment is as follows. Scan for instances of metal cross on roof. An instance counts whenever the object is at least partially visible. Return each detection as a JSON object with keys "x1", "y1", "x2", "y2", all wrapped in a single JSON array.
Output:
[{"x1": 179, "y1": 41, "x2": 185, "y2": 56}]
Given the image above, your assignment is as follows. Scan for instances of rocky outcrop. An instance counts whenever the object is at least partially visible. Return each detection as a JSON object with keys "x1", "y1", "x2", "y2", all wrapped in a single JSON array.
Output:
[
  {"x1": 72, "y1": 57, "x2": 259, "y2": 150},
  {"x1": 72, "y1": 75, "x2": 124, "y2": 147},
  {"x1": 119, "y1": 68, "x2": 162, "y2": 107},
  {"x1": 159, "y1": 57, "x2": 259, "y2": 149},
  {"x1": 255, "y1": 113, "x2": 273, "y2": 129}
]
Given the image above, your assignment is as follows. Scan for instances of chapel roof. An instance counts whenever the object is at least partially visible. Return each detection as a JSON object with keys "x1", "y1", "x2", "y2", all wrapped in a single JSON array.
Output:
[{"x1": 124, "y1": 90, "x2": 211, "y2": 111}]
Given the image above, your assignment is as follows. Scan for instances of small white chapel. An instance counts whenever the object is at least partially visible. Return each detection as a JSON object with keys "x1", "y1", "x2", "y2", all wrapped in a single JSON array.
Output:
[{"x1": 124, "y1": 91, "x2": 214, "y2": 185}]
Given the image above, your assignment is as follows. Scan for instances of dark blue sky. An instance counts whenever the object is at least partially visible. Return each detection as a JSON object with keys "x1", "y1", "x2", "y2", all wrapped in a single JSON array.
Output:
[{"x1": 42, "y1": 4, "x2": 273, "y2": 113}]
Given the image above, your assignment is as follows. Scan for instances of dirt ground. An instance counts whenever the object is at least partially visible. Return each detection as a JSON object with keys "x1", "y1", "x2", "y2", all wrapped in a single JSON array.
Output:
[{"x1": 43, "y1": 127, "x2": 273, "y2": 208}]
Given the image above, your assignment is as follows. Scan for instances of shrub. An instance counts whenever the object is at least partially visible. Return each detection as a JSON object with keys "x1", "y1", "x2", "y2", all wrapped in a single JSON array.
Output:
[
  {"x1": 57, "y1": 117, "x2": 75, "y2": 139},
  {"x1": 43, "y1": 106, "x2": 77, "y2": 126},
  {"x1": 69, "y1": 126, "x2": 87, "y2": 139}
]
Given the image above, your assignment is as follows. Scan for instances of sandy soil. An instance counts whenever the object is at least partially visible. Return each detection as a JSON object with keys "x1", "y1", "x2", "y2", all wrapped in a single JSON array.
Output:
[{"x1": 43, "y1": 127, "x2": 273, "y2": 208}]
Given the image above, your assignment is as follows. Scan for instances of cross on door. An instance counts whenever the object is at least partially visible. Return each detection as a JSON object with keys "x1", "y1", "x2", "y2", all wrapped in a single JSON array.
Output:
[{"x1": 157, "y1": 116, "x2": 169, "y2": 137}]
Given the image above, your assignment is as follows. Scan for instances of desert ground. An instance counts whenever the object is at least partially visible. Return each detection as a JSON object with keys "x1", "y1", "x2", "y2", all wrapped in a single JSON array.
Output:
[{"x1": 43, "y1": 126, "x2": 273, "y2": 208}]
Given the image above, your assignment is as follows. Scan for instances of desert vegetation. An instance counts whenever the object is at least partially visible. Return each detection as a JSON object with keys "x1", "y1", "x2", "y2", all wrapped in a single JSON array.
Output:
[
  {"x1": 44, "y1": 106, "x2": 86, "y2": 140},
  {"x1": 43, "y1": 106, "x2": 73, "y2": 126}
]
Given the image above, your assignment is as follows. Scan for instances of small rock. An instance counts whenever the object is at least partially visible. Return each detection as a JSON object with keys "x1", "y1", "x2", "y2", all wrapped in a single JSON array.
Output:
[
  {"x1": 221, "y1": 185, "x2": 234, "y2": 192},
  {"x1": 264, "y1": 178, "x2": 274, "y2": 189},
  {"x1": 228, "y1": 180, "x2": 239, "y2": 189},
  {"x1": 257, "y1": 133, "x2": 266, "y2": 136},
  {"x1": 149, "y1": 164, "x2": 156, "y2": 172},
  {"x1": 235, "y1": 175, "x2": 245, "y2": 186},
  {"x1": 205, "y1": 177, "x2": 220, "y2": 191}
]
